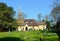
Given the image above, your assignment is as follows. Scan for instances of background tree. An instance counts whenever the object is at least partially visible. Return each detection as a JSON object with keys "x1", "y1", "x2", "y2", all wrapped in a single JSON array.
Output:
[
  {"x1": 0, "y1": 2, "x2": 17, "y2": 32},
  {"x1": 42, "y1": 19, "x2": 45, "y2": 22},
  {"x1": 44, "y1": 14, "x2": 50, "y2": 30},
  {"x1": 37, "y1": 13, "x2": 42, "y2": 22},
  {"x1": 52, "y1": 5, "x2": 60, "y2": 39},
  {"x1": 51, "y1": 0, "x2": 60, "y2": 39},
  {"x1": 45, "y1": 14, "x2": 49, "y2": 21},
  {"x1": 45, "y1": 21, "x2": 50, "y2": 30},
  {"x1": 22, "y1": 13, "x2": 27, "y2": 19}
]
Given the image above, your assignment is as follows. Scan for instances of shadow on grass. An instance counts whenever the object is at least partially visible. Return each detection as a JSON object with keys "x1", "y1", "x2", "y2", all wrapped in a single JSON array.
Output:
[{"x1": 0, "y1": 37, "x2": 24, "y2": 41}]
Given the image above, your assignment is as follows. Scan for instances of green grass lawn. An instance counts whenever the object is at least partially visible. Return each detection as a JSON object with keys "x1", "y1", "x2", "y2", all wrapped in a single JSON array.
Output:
[{"x1": 0, "y1": 31, "x2": 59, "y2": 41}]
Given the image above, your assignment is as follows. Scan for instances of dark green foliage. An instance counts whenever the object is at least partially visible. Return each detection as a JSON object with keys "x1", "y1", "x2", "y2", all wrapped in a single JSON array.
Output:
[
  {"x1": 0, "y1": 2, "x2": 17, "y2": 31},
  {"x1": 0, "y1": 37, "x2": 24, "y2": 41},
  {"x1": 45, "y1": 21, "x2": 50, "y2": 30},
  {"x1": 42, "y1": 19, "x2": 45, "y2": 22},
  {"x1": 51, "y1": 1, "x2": 60, "y2": 39},
  {"x1": 56, "y1": 21, "x2": 60, "y2": 39}
]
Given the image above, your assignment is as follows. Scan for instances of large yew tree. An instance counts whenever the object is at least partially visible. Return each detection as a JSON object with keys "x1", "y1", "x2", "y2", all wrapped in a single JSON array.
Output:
[{"x1": 0, "y1": 2, "x2": 17, "y2": 31}]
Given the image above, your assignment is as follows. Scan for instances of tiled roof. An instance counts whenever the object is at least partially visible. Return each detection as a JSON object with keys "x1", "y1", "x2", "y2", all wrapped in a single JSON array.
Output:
[
  {"x1": 19, "y1": 19, "x2": 46, "y2": 26},
  {"x1": 37, "y1": 22, "x2": 46, "y2": 25},
  {"x1": 24, "y1": 19, "x2": 38, "y2": 26}
]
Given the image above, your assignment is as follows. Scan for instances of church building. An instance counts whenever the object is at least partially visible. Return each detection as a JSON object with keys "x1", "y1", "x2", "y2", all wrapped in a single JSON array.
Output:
[{"x1": 17, "y1": 9, "x2": 46, "y2": 31}]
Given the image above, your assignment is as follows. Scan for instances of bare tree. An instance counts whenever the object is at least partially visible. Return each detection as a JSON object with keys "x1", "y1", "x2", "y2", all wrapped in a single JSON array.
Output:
[{"x1": 37, "y1": 13, "x2": 42, "y2": 22}]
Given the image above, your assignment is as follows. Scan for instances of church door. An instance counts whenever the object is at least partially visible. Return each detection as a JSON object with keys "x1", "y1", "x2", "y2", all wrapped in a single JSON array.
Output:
[{"x1": 25, "y1": 27, "x2": 28, "y2": 31}]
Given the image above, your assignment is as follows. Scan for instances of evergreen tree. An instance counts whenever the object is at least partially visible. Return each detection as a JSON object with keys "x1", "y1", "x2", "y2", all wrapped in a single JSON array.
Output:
[{"x1": 0, "y1": 2, "x2": 17, "y2": 31}]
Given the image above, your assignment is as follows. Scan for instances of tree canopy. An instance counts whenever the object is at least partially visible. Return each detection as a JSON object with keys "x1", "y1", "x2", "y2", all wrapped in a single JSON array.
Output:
[
  {"x1": 51, "y1": 0, "x2": 60, "y2": 39},
  {"x1": 0, "y1": 2, "x2": 17, "y2": 31},
  {"x1": 51, "y1": 5, "x2": 60, "y2": 22}
]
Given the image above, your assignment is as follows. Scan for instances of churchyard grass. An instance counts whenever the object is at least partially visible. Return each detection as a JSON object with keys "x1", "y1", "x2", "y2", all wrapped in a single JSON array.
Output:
[{"x1": 0, "y1": 31, "x2": 58, "y2": 41}]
